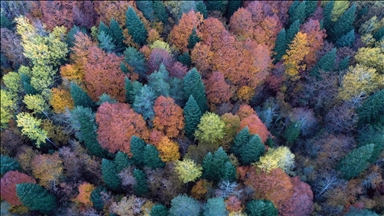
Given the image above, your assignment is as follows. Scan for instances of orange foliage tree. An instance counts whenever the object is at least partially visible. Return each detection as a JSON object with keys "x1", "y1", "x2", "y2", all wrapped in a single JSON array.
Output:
[
  {"x1": 204, "y1": 71, "x2": 231, "y2": 104},
  {"x1": 169, "y1": 10, "x2": 204, "y2": 52},
  {"x1": 156, "y1": 136, "x2": 180, "y2": 162},
  {"x1": 191, "y1": 42, "x2": 213, "y2": 74},
  {"x1": 245, "y1": 168, "x2": 294, "y2": 211},
  {"x1": 96, "y1": 102, "x2": 149, "y2": 155},
  {"x1": 240, "y1": 114, "x2": 270, "y2": 143},
  {"x1": 198, "y1": 18, "x2": 226, "y2": 51},
  {"x1": 31, "y1": 152, "x2": 63, "y2": 188},
  {"x1": 40, "y1": 1, "x2": 75, "y2": 31},
  {"x1": 153, "y1": 96, "x2": 184, "y2": 138},
  {"x1": 236, "y1": 104, "x2": 256, "y2": 120},
  {"x1": 84, "y1": 46, "x2": 126, "y2": 102},
  {"x1": 0, "y1": 171, "x2": 36, "y2": 206},
  {"x1": 74, "y1": 182, "x2": 95, "y2": 207},
  {"x1": 229, "y1": 8, "x2": 254, "y2": 39},
  {"x1": 301, "y1": 19, "x2": 326, "y2": 67},
  {"x1": 50, "y1": 87, "x2": 74, "y2": 113}
]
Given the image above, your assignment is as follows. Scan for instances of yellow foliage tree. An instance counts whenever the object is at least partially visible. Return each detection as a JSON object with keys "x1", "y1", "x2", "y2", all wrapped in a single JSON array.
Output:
[
  {"x1": 156, "y1": 136, "x2": 180, "y2": 162},
  {"x1": 174, "y1": 158, "x2": 203, "y2": 183},
  {"x1": 331, "y1": 1, "x2": 350, "y2": 21},
  {"x1": 50, "y1": 88, "x2": 74, "y2": 113},
  {"x1": 255, "y1": 146, "x2": 295, "y2": 174},
  {"x1": 23, "y1": 94, "x2": 48, "y2": 114},
  {"x1": 1, "y1": 90, "x2": 17, "y2": 128},
  {"x1": 16, "y1": 112, "x2": 48, "y2": 148},
  {"x1": 31, "y1": 152, "x2": 63, "y2": 188},
  {"x1": 282, "y1": 32, "x2": 310, "y2": 80},
  {"x1": 236, "y1": 86, "x2": 255, "y2": 102},
  {"x1": 355, "y1": 47, "x2": 384, "y2": 74}
]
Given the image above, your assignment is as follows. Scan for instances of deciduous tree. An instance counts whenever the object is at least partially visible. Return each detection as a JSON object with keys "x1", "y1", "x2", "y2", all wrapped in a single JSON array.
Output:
[
  {"x1": 31, "y1": 152, "x2": 63, "y2": 188},
  {"x1": 16, "y1": 112, "x2": 48, "y2": 148},
  {"x1": 195, "y1": 112, "x2": 226, "y2": 145},
  {"x1": 282, "y1": 32, "x2": 310, "y2": 80},
  {"x1": 153, "y1": 96, "x2": 184, "y2": 138},
  {"x1": 157, "y1": 136, "x2": 180, "y2": 162},
  {"x1": 204, "y1": 71, "x2": 231, "y2": 104},
  {"x1": 0, "y1": 171, "x2": 36, "y2": 206},
  {"x1": 175, "y1": 159, "x2": 203, "y2": 183}
]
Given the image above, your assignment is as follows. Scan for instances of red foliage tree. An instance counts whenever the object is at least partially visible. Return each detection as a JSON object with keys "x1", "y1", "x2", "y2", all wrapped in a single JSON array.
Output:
[
  {"x1": 168, "y1": 61, "x2": 188, "y2": 79},
  {"x1": 84, "y1": 46, "x2": 126, "y2": 102},
  {"x1": 153, "y1": 96, "x2": 184, "y2": 138},
  {"x1": 96, "y1": 102, "x2": 149, "y2": 155},
  {"x1": 40, "y1": 1, "x2": 76, "y2": 31},
  {"x1": 280, "y1": 177, "x2": 314, "y2": 216},
  {"x1": 301, "y1": 19, "x2": 326, "y2": 67},
  {"x1": 240, "y1": 114, "x2": 271, "y2": 143},
  {"x1": 0, "y1": 171, "x2": 36, "y2": 206},
  {"x1": 245, "y1": 168, "x2": 294, "y2": 211},
  {"x1": 149, "y1": 129, "x2": 165, "y2": 147},
  {"x1": 148, "y1": 48, "x2": 174, "y2": 74},
  {"x1": 204, "y1": 71, "x2": 231, "y2": 104}
]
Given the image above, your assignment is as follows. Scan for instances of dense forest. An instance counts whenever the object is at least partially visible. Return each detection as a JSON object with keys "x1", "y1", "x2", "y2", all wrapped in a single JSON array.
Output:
[{"x1": 0, "y1": 1, "x2": 383, "y2": 215}]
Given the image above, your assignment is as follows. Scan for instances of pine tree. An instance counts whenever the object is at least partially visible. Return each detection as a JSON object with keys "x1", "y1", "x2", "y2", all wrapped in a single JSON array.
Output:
[
  {"x1": 0, "y1": 14, "x2": 12, "y2": 29},
  {"x1": 125, "y1": 77, "x2": 133, "y2": 104},
  {"x1": 183, "y1": 68, "x2": 208, "y2": 113},
  {"x1": 132, "y1": 85, "x2": 156, "y2": 121},
  {"x1": 123, "y1": 47, "x2": 148, "y2": 78},
  {"x1": 305, "y1": 1, "x2": 318, "y2": 18},
  {"x1": 101, "y1": 159, "x2": 121, "y2": 190},
  {"x1": 358, "y1": 124, "x2": 384, "y2": 163},
  {"x1": 246, "y1": 200, "x2": 278, "y2": 216},
  {"x1": 283, "y1": 121, "x2": 301, "y2": 146},
  {"x1": 207, "y1": 1, "x2": 222, "y2": 12},
  {"x1": 339, "y1": 56, "x2": 350, "y2": 71},
  {"x1": 16, "y1": 183, "x2": 57, "y2": 215},
  {"x1": 329, "y1": 4, "x2": 356, "y2": 41},
  {"x1": 357, "y1": 89, "x2": 384, "y2": 127},
  {"x1": 202, "y1": 152, "x2": 214, "y2": 180},
  {"x1": 310, "y1": 48, "x2": 336, "y2": 77},
  {"x1": 153, "y1": 0, "x2": 168, "y2": 23},
  {"x1": 226, "y1": 0, "x2": 242, "y2": 19},
  {"x1": 339, "y1": 144, "x2": 374, "y2": 180},
  {"x1": 196, "y1": 1, "x2": 208, "y2": 19},
  {"x1": 178, "y1": 52, "x2": 192, "y2": 68},
  {"x1": 204, "y1": 197, "x2": 227, "y2": 216},
  {"x1": 169, "y1": 77, "x2": 185, "y2": 106},
  {"x1": 184, "y1": 95, "x2": 202, "y2": 139},
  {"x1": 373, "y1": 27, "x2": 384, "y2": 41},
  {"x1": 148, "y1": 63, "x2": 170, "y2": 97},
  {"x1": 230, "y1": 127, "x2": 251, "y2": 156},
  {"x1": 239, "y1": 135, "x2": 265, "y2": 165},
  {"x1": 143, "y1": 144, "x2": 165, "y2": 169},
  {"x1": 286, "y1": 19, "x2": 301, "y2": 45},
  {"x1": 289, "y1": 1, "x2": 306, "y2": 24},
  {"x1": 170, "y1": 195, "x2": 201, "y2": 216},
  {"x1": 335, "y1": 30, "x2": 355, "y2": 48},
  {"x1": 126, "y1": 6, "x2": 148, "y2": 46},
  {"x1": 187, "y1": 28, "x2": 201, "y2": 49},
  {"x1": 323, "y1": 0, "x2": 335, "y2": 31},
  {"x1": 98, "y1": 31, "x2": 116, "y2": 53},
  {"x1": 90, "y1": 186, "x2": 107, "y2": 210},
  {"x1": 114, "y1": 151, "x2": 132, "y2": 172},
  {"x1": 20, "y1": 73, "x2": 37, "y2": 95},
  {"x1": 109, "y1": 19, "x2": 125, "y2": 52},
  {"x1": 130, "y1": 136, "x2": 146, "y2": 167},
  {"x1": 273, "y1": 28, "x2": 287, "y2": 62},
  {"x1": 70, "y1": 106, "x2": 107, "y2": 157},
  {"x1": 133, "y1": 168, "x2": 148, "y2": 196},
  {"x1": 98, "y1": 21, "x2": 111, "y2": 36},
  {"x1": 221, "y1": 161, "x2": 237, "y2": 182},
  {"x1": 0, "y1": 155, "x2": 21, "y2": 175},
  {"x1": 66, "y1": 25, "x2": 86, "y2": 49},
  {"x1": 136, "y1": 1, "x2": 155, "y2": 22},
  {"x1": 151, "y1": 204, "x2": 169, "y2": 216},
  {"x1": 202, "y1": 147, "x2": 236, "y2": 182},
  {"x1": 70, "y1": 82, "x2": 96, "y2": 110}
]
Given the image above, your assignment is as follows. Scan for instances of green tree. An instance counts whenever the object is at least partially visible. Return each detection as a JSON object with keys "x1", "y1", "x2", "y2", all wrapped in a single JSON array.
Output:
[
  {"x1": 357, "y1": 89, "x2": 384, "y2": 127},
  {"x1": 202, "y1": 147, "x2": 236, "y2": 182},
  {"x1": 154, "y1": 0, "x2": 168, "y2": 23},
  {"x1": 98, "y1": 21, "x2": 111, "y2": 36},
  {"x1": 174, "y1": 159, "x2": 203, "y2": 183},
  {"x1": 246, "y1": 200, "x2": 278, "y2": 216},
  {"x1": 196, "y1": 1, "x2": 208, "y2": 19},
  {"x1": 70, "y1": 82, "x2": 96, "y2": 109},
  {"x1": 323, "y1": 0, "x2": 335, "y2": 31},
  {"x1": 230, "y1": 127, "x2": 251, "y2": 157},
  {"x1": 339, "y1": 56, "x2": 350, "y2": 71},
  {"x1": 305, "y1": 1, "x2": 318, "y2": 18},
  {"x1": 226, "y1": 0, "x2": 242, "y2": 19},
  {"x1": 239, "y1": 135, "x2": 266, "y2": 165},
  {"x1": 20, "y1": 73, "x2": 37, "y2": 95},
  {"x1": 101, "y1": 159, "x2": 121, "y2": 191},
  {"x1": 66, "y1": 25, "x2": 86, "y2": 49},
  {"x1": 187, "y1": 28, "x2": 201, "y2": 49},
  {"x1": 133, "y1": 168, "x2": 148, "y2": 196},
  {"x1": 16, "y1": 183, "x2": 57, "y2": 215},
  {"x1": 90, "y1": 186, "x2": 107, "y2": 210},
  {"x1": 170, "y1": 195, "x2": 201, "y2": 216},
  {"x1": 286, "y1": 19, "x2": 301, "y2": 46},
  {"x1": 207, "y1": 1, "x2": 222, "y2": 12},
  {"x1": 133, "y1": 85, "x2": 156, "y2": 121},
  {"x1": 114, "y1": 151, "x2": 132, "y2": 172},
  {"x1": 183, "y1": 95, "x2": 202, "y2": 139},
  {"x1": 183, "y1": 68, "x2": 208, "y2": 113},
  {"x1": 204, "y1": 197, "x2": 227, "y2": 216},
  {"x1": 283, "y1": 121, "x2": 301, "y2": 146},
  {"x1": 136, "y1": 1, "x2": 155, "y2": 21},
  {"x1": 151, "y1": 204, "x2": 169, "y2": 216},
  {"x1": 328, "y1": 4, "x2": 356, "y2": 41},
  {"x1": 310, "y1": 48, "x2": 336, "y2": 77},
  {"x1": 178, "y1": 52, "x2": 192, "y2": 67},
  {"x1": 143, "y1": 144, "x2": 165, "y2": 169},
  {"x1": 289, "y1": 0, "x2": 306, "y2": 24},
  {"x1": 110, "y1": 19, "x2": 125, "y2": 52},
  {"x1": 0, "y1": 14, "x2": 12, "y2": 29},
  {"x1": 358, "y1": 124, "x2": 384, "y2": 163},
  {"x1": 0, "y1": 155, "x2": 21, "y2": 175},
  {"x1": 70, "y1": 106, "x2": 106, "y2": 157},
  {"x1": 98, "y1": 31, "x2": 115, "y2": 53},
  {"x1": 195, "y1": 112, "x2": 225, "y2": 144},
  {"x1": 339, "y1": 144, "x2": 374, "y2": 180},
  {"x1": 335, "y1": 30, "x2": 355, "y2": 48},
  {"x1": 125, "y1": 79, "x2": 143, "y2": 105},
  {"x1": 169, "y1": 77, "x2": 184, "y2": 106},
  {"x1": 148, "y1": 63, "x2": 170, "y2": 97},
  {"x1": 16, "y1": 112, "x2": 48, "y2": 148},
  {"x1": 130, "y1": 136, "x2": 146, "y2": 167},
  {"x1": 123, "y1": 47, "x2": 148, "y2": 78},
  {"x1": 273, "y1": 28, "x2": 287, "y2": 63},
  {"x1": 126, "y1": 6, "x2": 148, "y2": 46}
]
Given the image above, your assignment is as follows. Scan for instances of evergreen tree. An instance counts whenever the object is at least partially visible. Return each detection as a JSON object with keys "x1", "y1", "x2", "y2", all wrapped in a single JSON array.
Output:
[
  {"x1": 338, "y1": 144, "x2": 374, "y2": 180},
  {"x1": 151, "y1": 204, "x2": 169, "y2": 216},
  {"x1": 126, "y1": 6, "x2": 148, "y2": 46},
  {"x1": 286, "y1": 19, "x2": 301, "y2": 45},
  {"x1": 125, "y1": 77, "x2": 133, "y2": 104},
  {"x1": 123, "y1": 47, "x2": 148, "y2": 78},
  {"x1": 226, "y1": 0, "x2": 242, "y2": 19},
  {"x1": 329, "y1": 4, "x2": 356, "y2": 41},
  {"x1": 202, "y1": 152, "x2": 214, "y2": 180},
  {"x1": 169, "y1": 77, "x2": 185, "y2": 106},
  {"x1": 114, "y1": 151, "x2": 132, "y2": 172},
  {"x1": 335, "y1": 30, "x2": 355, "y2": 48},
  {"x1": 323, "y1": 0, "x2": 335, "y2": 31},
  {"x1": 202, "y1": 147, "x2": 236, "y2": 182},
  {"x1": 16, "y1": 183, "x2": 57, "y2": 215},
  {"x1": 187, "y1": 28, "x2": 201, "y2": 49},
  {"x1": 0, "y1": 155, "x2": 21, "y2": 175},
  {"x1": 98, "y1": 21, "x2": 111, "y2": 36},
  {"x1": 273, "y1": 28, "x2": 287, "y2": 63},
  {"x1": 310, "y1": 48, "x2": 336, "y2": 77},
  {"x1": 90, "y1": 186, "x2": 107, "y2": 210},
  {"x1": 153, "y1": 0, "x2": 168, "y2": 23},
  {"x1": 230, "y1": 127, "x2": 251, "y2": 156},
  {"x1": 0, "y1": 14, "x2": 12, "y2": 29},
  {"x1": 305, "y1": 1, "x2": 318, "y2": 18},
  {"x1": 101, "y1": 159, "x2": 121, "y2": 190},
  {"x1": 70, "y1": 82, "x2": 96, "y2": 110},
  {"x1": 66, "y1": 25, "x2": 86, "y2": 49},
  {"x1": 20, "y1": 73, "x2": 37, "y2": 95},
  {"x1": 239, "y1": 135, "x2": 265, "y2": 165},
  {"x1": 283, "y1": 121, "x2": 301, "y2": 146},
  {"x1": 133, "y1": 85, "x2": 156, "y2": 121},
  {"x1": 183, "y1": 68, "x2": 208, "y2": 113},
  {"x1": 136, "y1": 1, "x2": 155, "y2": 22},
  {"x1": 221, "y1": 161, "x2": 237, "y2": 181},
  {"x1": 133, "y1": 168, "x2": 148, "y2": 196},
  {"x1": 196, "y1": 1, "x2": 208, "y2": 19},
  {"x1": 70, "y1": 106, "x2": 107, "y2": 157},
  {"x1": 358, "y1": 124, "x2": 384, "y2": 163},
  {"x1": 178, "y1": 52, "x2": 192, "y2": 68},
  {"x1": 204, "y1": 197, "x2": 227, "y2": 216},
  {"x1": 143, "y1": 144, "x2": 165, "y2": 169},
  {"x1": 246, "y1": 200, "x2": 278, "y2": 216},
  {"x1": 98, "y1": 31, "x2": 116, "y2": 53},
  {"x1": 357, "y1": 89, "x2": 384, "y2": 127},
  {"x1": 170, "y1": 195, "x2": 201, "y2": 216},
  {"x1": 183, "y1": 95, "x2": 202, "y2": 139},
  {"x1": 338, "y1": 56, "x2": 350, "y2": 71},
  {"x1": 130, "y1": 136, "x2": 146, "y2": 167},
  {"x1": 148, "y1": 63, "x2": 170, "y2": 97},
  {"x1": 109, "y1": 19, "x2": 125, "y2": 52},
  {"x1": 289, "y1": 0, "x2": 306, "y2": 24},
  {"x1": 373, "y1": 27, "x2": 384, "y2": 41}
]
